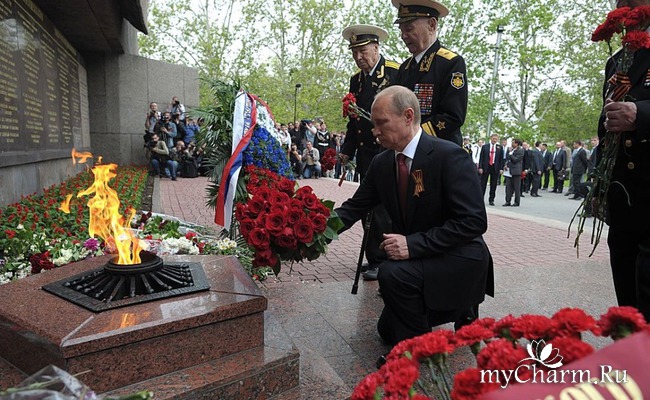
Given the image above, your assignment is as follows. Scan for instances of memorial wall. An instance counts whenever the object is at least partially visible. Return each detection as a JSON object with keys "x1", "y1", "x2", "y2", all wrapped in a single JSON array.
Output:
[{"x1": 0, "y1": 0, "x2": 88, "y2": 162}]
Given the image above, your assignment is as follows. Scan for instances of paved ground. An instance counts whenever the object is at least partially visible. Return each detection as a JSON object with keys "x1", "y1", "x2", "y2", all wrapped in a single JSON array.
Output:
[{"x1": 156, "y1": 175, "x2": 616, "y2": 399}]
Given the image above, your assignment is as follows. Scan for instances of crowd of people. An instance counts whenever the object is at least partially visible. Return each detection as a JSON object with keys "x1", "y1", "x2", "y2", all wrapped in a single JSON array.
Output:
[
  {"x1": 143, "y1": 96, "x2": 204, "y2": 180},
  {"x1": 465, "y1": 134, "x2": 600, "y2": 208}
]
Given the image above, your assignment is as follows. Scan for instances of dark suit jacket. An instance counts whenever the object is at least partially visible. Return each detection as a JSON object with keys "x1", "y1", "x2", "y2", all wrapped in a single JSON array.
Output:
[
  {"x1": 395, "y1": 40, "x2": 468, "y2": 146},
  {"x1": 552, "y1": 149, "x2": 566, "y2": 171},
  {"x1": 571, "y1": 147, "x2": 589, "y2": 175},
  {"x1": 531, "y1": 148, "x2": 544, "y2": 173},
  {"x1": 542, "y1": 150, "x2": 553, "y2": 170},
  {"x1": 478, "y1": 143, "x2": 503, "y2": 172},
  {"x1": 336, "y1": 133, "x2": 493, "y2": 309},
  {"x1": 505, "y1": 147, "x2": 525, "y2": 176},
  {"x1": 342, "y1": 55, "x2": 399, "y2": 159}
]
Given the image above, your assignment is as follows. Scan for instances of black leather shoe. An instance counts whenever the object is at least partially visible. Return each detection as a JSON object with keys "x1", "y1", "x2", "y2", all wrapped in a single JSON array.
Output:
[
  {"x1": 520, "y1": 194, "x2": 525, "y2": 197},
  {"x1": 489, "y1": 201, "x2": 495, "y2": 206},
  {"x1": 512, "y1": 203, "x2": 520, "y2": 207},
  {"x1": 531, "y1": 194, "x2": 541, "y2": 197},
  {"x1": 362, "y1": 267, "x2": 379, "y2": 281},
  {"x1": 571, "y1": 195, "x2": 582, "y2": 200},
  {"x1": 502, "y1": 203, "x2": 511, "y2": 207},
  {"x1": 361, "y1": 262, "x2": 370, "y2": 272},
  {"x1": 376, "y1": 354, "x2": 388, "y2": 369}
]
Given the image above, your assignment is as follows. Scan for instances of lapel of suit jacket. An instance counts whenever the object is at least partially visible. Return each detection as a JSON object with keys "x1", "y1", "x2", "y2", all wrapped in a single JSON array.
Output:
[
  {"x1": 405, "y1": 134, "x2": 432, "y2": 229},
  {"x1": 385, "y1": 150, "x2": 403, "y2": 231}
]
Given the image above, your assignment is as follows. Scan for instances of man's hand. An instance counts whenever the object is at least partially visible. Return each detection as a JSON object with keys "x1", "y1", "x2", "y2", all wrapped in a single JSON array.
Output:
[
  {"x1": 380, "y1": 233, "x2": 409, "y2": 260},
  {"x1": 603, "y1": 98, "x2": 637, "y2": 132},
  {"x1": 477, "y1": 168, "x2": 483, "y2": 174}
]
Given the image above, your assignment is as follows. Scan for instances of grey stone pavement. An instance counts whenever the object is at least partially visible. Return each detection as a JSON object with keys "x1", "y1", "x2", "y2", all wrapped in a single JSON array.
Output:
[{"x1": 156, "y1": 176, "x2": 617, "y2": 399}]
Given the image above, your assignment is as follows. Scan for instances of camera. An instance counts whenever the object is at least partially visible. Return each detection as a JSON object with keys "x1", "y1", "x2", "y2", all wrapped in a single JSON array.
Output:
[{"x1": 145, "y1": 140, "x2": 156, "y2": 148}]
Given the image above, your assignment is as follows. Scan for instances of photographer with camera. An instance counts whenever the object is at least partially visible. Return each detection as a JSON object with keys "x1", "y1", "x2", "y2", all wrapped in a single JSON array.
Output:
[
  {"x1": 155, "y1": 111, "x2": 177, "y2": 148},
  {"x1": 144, "y1": 102, "x2": 160, "y2": 143},
  {"x1": 301, "y1": 141, "x2": 321, "y2": 179},
  {"x1": 167, "y1": 96, "x2": 186, "y2": 121},
  {"x1": 289, "y1": 143, "x2": 304, "y2": 179},
  {"x1": 184, "y1": 117, "x2": 199, "y2": 145},
  {"x1": 146, "y1": 133, "x2": 177, "y2": 180}
]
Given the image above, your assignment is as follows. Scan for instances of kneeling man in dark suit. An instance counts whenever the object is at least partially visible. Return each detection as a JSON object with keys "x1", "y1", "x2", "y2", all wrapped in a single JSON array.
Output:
[{"x1": 336, "y1": 86, "x2": 494, "y2": 352}]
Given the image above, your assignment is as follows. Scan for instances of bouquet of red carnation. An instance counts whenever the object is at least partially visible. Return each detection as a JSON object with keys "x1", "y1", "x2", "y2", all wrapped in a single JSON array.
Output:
[
  {"x1": 342, "y1": 92, "x2": 371, "y2": 121},
  {"x1": 235, "y1": 167, "x2": 344, "y2": 274},
  {"x1": 352, "y1": 306, "x2": 649, "y2": 400},
  {"x1": 320, "y1": 148, "x2": 337, "y2": 172}
]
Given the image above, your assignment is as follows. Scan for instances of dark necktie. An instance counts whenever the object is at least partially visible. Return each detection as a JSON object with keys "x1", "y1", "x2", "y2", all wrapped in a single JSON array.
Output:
[{"x1": 397, "y1": 153, "x2": 409, "y2": 222}]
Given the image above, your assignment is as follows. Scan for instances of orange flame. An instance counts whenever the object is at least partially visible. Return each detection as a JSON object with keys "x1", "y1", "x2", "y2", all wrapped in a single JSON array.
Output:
[
  {"x1": 76, "y1": 163, "x2": 143, "y2": 265},
  {"x1": 59, "y1": 194, "x2": 72, "y2": 214},
  {"x1": 71, "y1": 148, "x2": 94, "y2": 165}
]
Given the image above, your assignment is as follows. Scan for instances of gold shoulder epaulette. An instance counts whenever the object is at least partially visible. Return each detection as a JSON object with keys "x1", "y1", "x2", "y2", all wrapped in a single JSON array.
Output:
[
  {"x1": 436, "y1": 48, "x2": 458, "y2": 60},
  {"x1": 384, "y1": 60, "x2": 400, "y2": 70}
]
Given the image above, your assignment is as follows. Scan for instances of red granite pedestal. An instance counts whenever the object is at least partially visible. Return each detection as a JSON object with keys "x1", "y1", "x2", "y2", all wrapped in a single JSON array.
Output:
[{"x1": 0, "y1": 255, "x2": 299, "y2": 399}]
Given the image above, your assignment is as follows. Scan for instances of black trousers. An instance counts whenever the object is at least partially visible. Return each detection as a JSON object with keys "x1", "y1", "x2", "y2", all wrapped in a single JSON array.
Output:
[
  {"x1": 505, "y1": 175, "x2": 521, "y2": 205},
  {"x1": 607, "y1": 182, "x2": 650, "y2": 321},
  {"x1": 552, "y1": 169, "x2": 565, "y2": 192},
  {"x1": 376, "y1": 260, "x2": 470, "y2": 345},
  {"x1": 480, "y1": 165, "x2": 499, "y2": 202},
  {"x1": 542, "y1": 169, "x2": 551, "y2": 189},
  {"x1": 571, "y1": 173, "x2": 584, "y2": 197},
  {"x1": 531, "y1": 172, "x2": 541, "y2": 195}
]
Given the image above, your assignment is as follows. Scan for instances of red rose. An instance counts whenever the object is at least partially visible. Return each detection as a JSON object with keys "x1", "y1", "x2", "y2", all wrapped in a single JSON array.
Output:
[
  {"x1": 275, "y1": 227, "x2": 297, "y2": 249},
  {"x1": 269, "y1": 191, "x2": 291, "y2": 207},
  {"x1": 265, "y1": 211, "x2": 287, "y2": 234},
  {"x1": 309, "y1": 213, "x2": 328, "y2": 234},
  {"x1": 302, "y1": 193, "x2": 321, "y2": 211},
  {"x1": 254, "y1": 187, "x2": 272, "y2": 201},
  {"x1": 290, "y1": 198, "x2": 304, "y2": 210},
  {"x1": 295, "y1": 185, "x2": 313, "y2": 199},
  {"x1": 318, "y1": 203, "x2": 331, "y2": 218},
  {"x1": 235, "y1": 203, "x2": 249, "y2": 221},
  {"x1": 450, "y1": 368, "x2": 500, "y2": 400},
  {"x1": 550, "y1": 308, "x2": 597, "y2": 338},
  {"x1": 597, "y1": 306, "x2": 647, "y2": 340},
  {"x1": 255, "y1": 213, "x2": 267, "y2": 228},
  {"x1": 286, "y1": 209, "x2": 304, "y2": 225},
  {"x1": 277, "y1": 178, "x2": 296, "y2": 196},
  {"x1": 248, "y1": 197, "x2": 266, "y2": 217},
  {"x1": 269, "y1": 203, "x2": 287, "y2": 214},
  {"x1": 253, "y1": 247, "x2": 278, "y2": 268},
  {"x1": 294, "y1": 218, "x2": 314, "y2": 243},
  {"x1": 249, "y1": 228, "x2": 270, "y2": 249}
]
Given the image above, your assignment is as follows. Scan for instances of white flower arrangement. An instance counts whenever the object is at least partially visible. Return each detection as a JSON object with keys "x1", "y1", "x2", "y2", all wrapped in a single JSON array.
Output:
[{"x1": 160, "y1": 237, "x2": 199, "y2": 255}]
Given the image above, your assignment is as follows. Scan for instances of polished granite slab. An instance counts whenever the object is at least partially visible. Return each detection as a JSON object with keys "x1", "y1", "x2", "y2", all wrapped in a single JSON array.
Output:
[{"x1": 0, "y1": 255, "x2": 272, "y2": 392}]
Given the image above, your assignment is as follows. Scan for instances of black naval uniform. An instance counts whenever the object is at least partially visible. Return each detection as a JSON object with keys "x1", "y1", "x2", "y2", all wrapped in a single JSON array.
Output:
[
  {"x1": 598, "y1": 48, "x2": 650, "y2": 321},
  {"x1": 396, "y1": 40, "x2": 468, "y2": 146},
  {"x1": 341, "y1": 55, "x2": 399, "y2": 270},
  {"x1": 342, "y1": 55, "x2": 399, "y2": 177}
]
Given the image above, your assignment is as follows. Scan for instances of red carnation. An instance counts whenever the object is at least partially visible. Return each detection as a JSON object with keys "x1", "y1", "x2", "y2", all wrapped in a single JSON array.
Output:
[
  {"x1": 265, "y1": 211, "x2": 287, "y2": 234},
  {"x1": 549, "y1": 336, "x2": 594, "y2": 365},
  {"x1": 249, "y1": 227, "x2": 271, "y2": 249},
  {"x1": 410, "y1": 330, "x2": 455, "y2": 362},
  {"x1": 30, "y1": 251, "x2": 55, "y2": 274},
  {"x1": 551, "y1": 308, "x2": 597, "y2": 338},
  {"x1": 597, "y1": 306, "x2": 647, "y2": 340},
  {"x1": 622, "y1": 29, "x2": 650, "y2": 50},
  {"x1": 4, "y1": 229, "x2": 16, "y2": 239},
  {"x1": 387, "y1": 337, "x2": 418, "y2": 361},
  {"x1": 309, "y1": 212, "x2": 328, "y2": 234},
  {"x1": 455, "y1": 322, "x2": 496, "y2": 349},
  {"x1": 351, "y1": 371, "x2": 383, "y2": 400},
  {"x1": 592, "y1": 7, "x2": 629, "y2": 42},
  {"x1": 380, "y1": 357, "x2": 419, "y2": 398},
  {"x1": 294, "y1": 218, "x2": 314, "y2": 243},
  {"x1": 624, "y1": 5, "x2": 650, "y2": 28},
  {"x1": 450, "y1": 368, "x2": 500, "y2": 400},
  {"x1": 476, "y1": 339, "x2": 528, "y2": 371},
  {"x1": 493, "y1": 314, "x2": 517, "y2": 339},
  {"x1": 510, "y1": 314, "x2": 557, "y2": 340}
]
